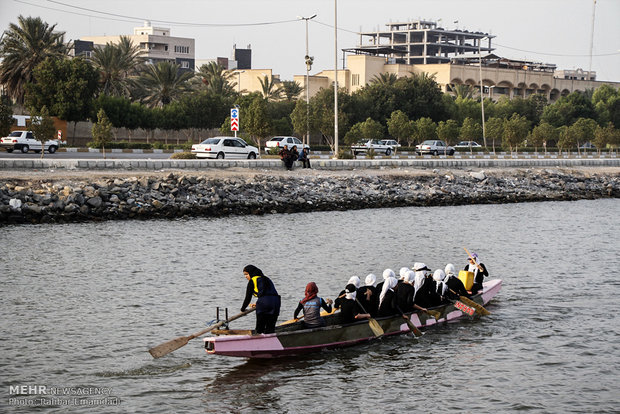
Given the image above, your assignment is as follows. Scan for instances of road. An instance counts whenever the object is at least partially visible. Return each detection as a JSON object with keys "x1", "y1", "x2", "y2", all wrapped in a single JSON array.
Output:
[{"x1": 0, "y1": 151, "x2": 173, "y2": 160}]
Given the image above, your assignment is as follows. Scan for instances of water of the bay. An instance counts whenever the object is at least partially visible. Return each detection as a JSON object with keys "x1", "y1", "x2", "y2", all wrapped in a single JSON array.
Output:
[{"x1": 1, "y1": 199, "x2": 619, "y2": 413}]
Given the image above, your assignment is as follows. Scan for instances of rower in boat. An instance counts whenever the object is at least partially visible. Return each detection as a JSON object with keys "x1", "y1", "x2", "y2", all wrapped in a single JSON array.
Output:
[
  {"x1": 358, "y1": 273, "x2": 378, "y2": 317},
  {"x1": 377, "y1": 271, "x2": 399, "y2": 317},
  {"x1": 395, "y1": 270, "x2": 415, "y2": 312},
  {"x1": 339, "y1": 284, "x2": 371, "y2": 323},
  {"x1": 464, "y1": 253, "x2": 489, "y2": 294},
  {"x1": 292, "y1": 282, "x2": 333, "y2": 328},
  {"x1": 334, "y1": 275, "x2": 361, "y2": 310},
  {"x1": 432, "y1": 269, "x2": 450, "y2": 305},
  {"x1": 444, "y1": 264, "x2": 470, "y2": 298},
  {"x1": 241, "y1": 265, "x2": 281, "y2": 334}
]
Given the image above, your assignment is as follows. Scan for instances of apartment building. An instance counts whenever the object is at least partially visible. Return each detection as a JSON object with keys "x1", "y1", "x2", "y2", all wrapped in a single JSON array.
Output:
[{"x1": 80, "y1": 22, "x2": 195, "y2": 72}]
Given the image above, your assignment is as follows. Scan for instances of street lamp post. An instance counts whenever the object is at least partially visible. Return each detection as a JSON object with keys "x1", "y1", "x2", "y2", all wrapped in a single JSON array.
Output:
[
  {"x1": 333, "y1": 0, "x2": 338, "y2": 158},
  {"x1": 298, "y1": 14, "x2": 316, "y2": 147},
  {"x1": 479, "y1": 36, "x2": 488, "y2": 148}
]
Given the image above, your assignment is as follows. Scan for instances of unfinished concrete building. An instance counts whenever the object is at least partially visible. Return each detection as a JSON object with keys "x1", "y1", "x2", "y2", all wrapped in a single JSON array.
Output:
[{"x1": 354, "y1": 20, "x2": 494, "y2": 65}]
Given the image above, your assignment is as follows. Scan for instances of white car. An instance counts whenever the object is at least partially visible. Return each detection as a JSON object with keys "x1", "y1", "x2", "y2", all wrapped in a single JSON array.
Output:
[
  {"x1": 0, "y1": 130, "x2": 60, "y2": 153},
  {"x1": 191, "y1": 137, "x2": 259, "y2": 159},
  {"x1": 264, "y1": 136, "x2": 309, "y2": 154},
  {"x1": 454, "y1": 141, "x2": 482, "y2": 149},
  {"x1": 351, "y1": 139, "x2": 394, "y2": 156},
  {"x1": 379, "y1": 139, "x2": 402, "y2": 149},
  {"x1": 415, "y1": 140, "x2": 455, "y2": 156}
]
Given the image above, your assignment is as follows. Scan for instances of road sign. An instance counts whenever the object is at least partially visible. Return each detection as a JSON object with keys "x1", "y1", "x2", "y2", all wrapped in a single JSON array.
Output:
[{"x1": 230, "y1": 108, "x2": 239, "y2": 132}]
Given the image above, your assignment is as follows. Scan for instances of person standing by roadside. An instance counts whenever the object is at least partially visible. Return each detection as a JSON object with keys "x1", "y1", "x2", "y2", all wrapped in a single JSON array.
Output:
[{"x1": 241, "y1": 265, "x2": 281, "y2": 334}]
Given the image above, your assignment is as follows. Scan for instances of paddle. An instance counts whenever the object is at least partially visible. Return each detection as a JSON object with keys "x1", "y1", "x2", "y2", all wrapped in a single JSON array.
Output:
[
  {"x1": 395, "y1": 305, "x2": 422, "y2": 337},
  {"x1": 449, "y1": 288, "x2": 490, "y2": 316},
  {"x1": 422, "y1": 308, "x2": 441, "y2": 319},
  {"x1": 148, "y1": 308, "x2": 255, "y2": 358},
  {"x1": 355, "y1": 298, "x2": 384, "y2": 337},
  {"x1": 279, "y1": 308, "x2": 337, "y2": 326}
]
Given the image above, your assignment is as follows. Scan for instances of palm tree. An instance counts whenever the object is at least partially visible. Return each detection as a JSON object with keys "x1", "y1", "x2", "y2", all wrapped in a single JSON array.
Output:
[
  {"x1": 135, "y1": 61, "x2": 193, "y2": 107},
  {"x1": 448, "y1": 84, "x2": 475, "y2": 99},
  {"x1": 280, "y1": 80, "x2": 303, "y2": 101},
  {"x1": 91, "y1": 35, "x2": 144, "y2": 97},
  {"x1": 258, "y1": 75, "x2": 282, "y2": 101},
  {"x1": 195, "y1": 62, "x2": 236, "y2": 96},
  {"x1": 370, "y1": 72, "x2": 398, "y2": 86},
  {"x1": 0, "y1": 15, "x2": 68, "y2": 103}
]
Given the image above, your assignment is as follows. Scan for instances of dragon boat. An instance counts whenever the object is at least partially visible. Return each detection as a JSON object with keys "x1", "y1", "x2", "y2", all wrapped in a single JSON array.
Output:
[{"x1": 204, "y1": 279, "x2": 502, "y2": 358}]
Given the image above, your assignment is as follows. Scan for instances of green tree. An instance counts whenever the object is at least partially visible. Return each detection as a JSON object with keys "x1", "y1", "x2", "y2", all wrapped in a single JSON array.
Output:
[
  {"x1": 0, "y1": 16, "x2": 67, "y2": 103},
  {"x1": 557, "y1": 125, "x2": 576, "y2": 153},
  {"x1": 502, "y1": 114, "x2": 530, "y2": 153},
  {"x1": 91, "y1": 108, "x2": 113, "y2": 158},
  {"x1": 91, "y1": 36, "x2": 144, "y2": 97},
  {"x1": 541, "y1": 92, "x2": 596, "y2": 127},
  {"x1": 453, "y1": 97, "x2": 481, "y2": 124},
  {"x1": 195, "y1": 62, "x2": 237, "y2": 97},
  {"x1": 459, "y1": 117, "x2": 482, "y2": 142},
  {"x1": 570, "y1": 117, "x2": 598, "y2": 154},
  {"x1": 345, "y1": 117, "x2": 384, "y2": 146},
  {"x1": 436, "y1": 119, "x2": 460, "y2": 147},
  {"x1": 258, "y1": 75, "x2": 282, "y2": 102},
  {"x1": 25, "y1": 57, "x2": 99, "y2": 145},
  {"x1": 387, "y1": 110, "x2": 415, "y2": 146},
  {"x1": 593, "y1": 123, "x2": 616, "y2": 155},
  {"x1": 280, "y1": 80, "x2": 303, "y2": 101},
  {"x1": 290, "y1": 99, "x2": 315, "y2": 139},
  {"x1": 529, "y1": 122, "x2": 557, "y2": 153},
  {"x1": 370, "y1": 72, "x2": 398, "y2": 86},
  {"x1": 448, "y1": 84, "x2": 475, "y2": 99},
  {"x1": 29, "y1": 106, "x2": 55, "y2": 159},
  {"x1": 485, "y1": 117, "x2": 504, "y2": 152},
  {"x1": 0, "y1": 95, "x2": 13, "y2": 137},
  {"x1": 310, "y1": 87, "x2": 350, "y2": 152},
  {"x1": 413, "y1": 117, "x2": 437, "y2": 144},
  {"x1": 244, "y1": 96, "x2": 272, "y2": 150},
  {"x1": 135, "y1": 61, "x2": 193, "y2": 107}
]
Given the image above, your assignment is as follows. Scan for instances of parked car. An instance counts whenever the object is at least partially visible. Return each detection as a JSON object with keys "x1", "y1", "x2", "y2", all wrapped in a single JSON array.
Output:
[
  {"x1": 454, "y1": 141, "x2": 482, "y2": 149},
  {"x1": 264, "y1": 136, "x2": 309, "y2": 154},
  {"x1": 415, "y1": 140, "x2": 455, "y2": 156},
  {"x1": 191, "y1": 137, "x2": 259, "y2": 159},
  {"x1": 351, "y1": 139, "x2": 394, "y2": 155},
  {"x1": 0, "y1": 130, "x2": 60, "y2": 153},
  {"x1": 579, "y1": 142, "x2": 595, "y2": 149},
  {"x1": 379, "y1": 139, "x2": 402, "y2": 149}
]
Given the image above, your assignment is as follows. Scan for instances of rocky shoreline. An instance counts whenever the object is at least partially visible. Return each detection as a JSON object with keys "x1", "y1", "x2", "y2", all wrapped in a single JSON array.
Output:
[{"x1": 1, "y1": 167, "x2": 619, "y2": 224}]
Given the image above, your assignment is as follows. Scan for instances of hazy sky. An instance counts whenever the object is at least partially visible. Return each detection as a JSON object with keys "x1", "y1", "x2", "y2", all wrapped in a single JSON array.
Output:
[{"x1": 2, "y1": 0, "x2": 619, "y2": 82}]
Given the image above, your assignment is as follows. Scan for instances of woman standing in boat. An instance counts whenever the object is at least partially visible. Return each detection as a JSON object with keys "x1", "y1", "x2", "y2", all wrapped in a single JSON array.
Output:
[
  {"x1": 241, "y1": 265, "x2": 281, "y2": 334},
  {"x1": 293, "y1": 282, "x2": 333, "y2": 328},
  {"x1": 464, "y1": 253, "x2": 489, "y2": 294}
]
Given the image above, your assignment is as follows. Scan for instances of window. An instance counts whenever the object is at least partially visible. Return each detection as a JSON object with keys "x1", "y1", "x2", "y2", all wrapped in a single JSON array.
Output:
[
  {"x1": 352, "y1": 74, "x2": 360, "y2": 86},
  {"x1": 181, "y1": 61, "x2": 189, "y2": 69},
  {"x1": 174, "y1": 45, "x2": 190, "y2": 54}
]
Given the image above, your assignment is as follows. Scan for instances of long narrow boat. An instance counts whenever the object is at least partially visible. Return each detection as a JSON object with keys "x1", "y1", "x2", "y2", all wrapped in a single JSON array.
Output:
[{"x1": 204, "y1": 279, "x2": 501, "y2": 358}]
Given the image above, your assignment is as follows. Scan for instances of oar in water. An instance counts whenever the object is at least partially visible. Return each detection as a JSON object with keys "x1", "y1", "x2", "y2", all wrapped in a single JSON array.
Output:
[
  {"x1": 148, "y1": 308, "x2": 256, "y2": 358},
  {"x1": 449, "y1": 288, "x2": 490, "y2": 316},
  {"x1": 396, "y1": 305, "x2": 422, "y2": 337},
  {"x1": 355, "y1": 299, "x2": 384, "y2": 337}
]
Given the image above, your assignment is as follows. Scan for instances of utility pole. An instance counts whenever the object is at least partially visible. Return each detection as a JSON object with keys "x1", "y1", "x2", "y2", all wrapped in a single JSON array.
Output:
[{"x1": 333, "y1": 0, "x2": 339, "y2": 158}]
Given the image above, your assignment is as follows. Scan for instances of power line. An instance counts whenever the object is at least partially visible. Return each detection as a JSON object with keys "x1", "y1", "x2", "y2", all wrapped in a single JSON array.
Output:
[
  {"x1": 494, "y1": 42, "x2": 620, "y2": 58},
  {"x1": 44, "y1": 0, "x2": 299, "y2": 27}
]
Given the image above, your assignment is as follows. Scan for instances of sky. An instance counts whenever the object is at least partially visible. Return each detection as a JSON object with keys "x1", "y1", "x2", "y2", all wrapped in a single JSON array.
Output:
[{"x1": 1, "y1": 0, "x2": 619, "y2": 82}]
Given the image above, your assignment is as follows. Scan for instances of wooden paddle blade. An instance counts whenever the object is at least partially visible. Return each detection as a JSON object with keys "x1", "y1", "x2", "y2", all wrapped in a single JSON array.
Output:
[
  {"x1": 425, "y1": 309, "x2": 441, "y2": 319},
  {"x1": 460, "y1": 295, "x2": 491, "y2": 316},
  {"x1": 368, "y1": 318, "x2": 384, "y2": 337},
  {"x1": 406, "y1": 319, "x2": 423, "y2": 337},
  {"x1": 148, "y1": 335, "x2": 190, "y2": 359}
]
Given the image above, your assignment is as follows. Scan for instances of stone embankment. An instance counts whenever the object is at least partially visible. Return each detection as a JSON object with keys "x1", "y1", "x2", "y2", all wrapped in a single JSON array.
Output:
[{"x1": 1, "y1": 168, "x2": 619, "y2": 224}]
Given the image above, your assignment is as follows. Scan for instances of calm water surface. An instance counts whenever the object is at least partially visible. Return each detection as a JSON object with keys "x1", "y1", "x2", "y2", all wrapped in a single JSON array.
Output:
[{"x1": 1, "y1": 199, "x2": 619, "y2": 413}]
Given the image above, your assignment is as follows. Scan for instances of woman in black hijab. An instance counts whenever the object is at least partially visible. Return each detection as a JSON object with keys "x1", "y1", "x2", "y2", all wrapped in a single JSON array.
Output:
[{"x1": 241, "y1": 265, "x2": 281, "y2": 334}]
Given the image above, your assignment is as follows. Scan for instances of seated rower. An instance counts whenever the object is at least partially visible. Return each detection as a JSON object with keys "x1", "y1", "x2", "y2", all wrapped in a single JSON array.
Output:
[
  {"x1": 464, "y1": 253, "x2": 489, "y2": 294},
  {"x1": 444, "y1": 264, "x2": 470, "y2": 299},
  {"x1": 395, "y1": 270, "x2": 415, "y2": 313},
  {"x1": 357, "y1": 273, "x2": 378, "y2": 317},
  {"x1": 432, "y1": 269, "x2": 450, "y2": 305},
  {"x1": 334, "y1": 275, "x2": 361, "y2": 309},
  {"x1": 339, "y1": 284, "x2": 370, "y2": 324},
  {"x1": 412, "y1": 263, "x2": 439, "y2": 309},
  {"x1": 377, "y1": 272, "x2": 399, "y2": 317},
  {"x1": 293, "y1": 282, "x2": 333, "y2": 328}
]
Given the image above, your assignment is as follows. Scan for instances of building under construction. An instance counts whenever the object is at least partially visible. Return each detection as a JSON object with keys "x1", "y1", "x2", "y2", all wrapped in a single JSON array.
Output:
[{"x1": 353, "y1": 20, "x2": 494, "y2": 65}]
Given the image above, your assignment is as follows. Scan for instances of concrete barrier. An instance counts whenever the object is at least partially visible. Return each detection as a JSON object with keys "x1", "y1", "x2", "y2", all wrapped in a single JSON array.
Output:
[{"x1": 1, "y1": 158, "x2": 619, "y2": 171}]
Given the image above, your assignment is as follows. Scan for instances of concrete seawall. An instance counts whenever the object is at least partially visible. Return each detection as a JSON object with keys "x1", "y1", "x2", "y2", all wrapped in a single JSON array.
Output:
[{"x1": 1, "y1": 157, "x2": 619, "y2": 170}]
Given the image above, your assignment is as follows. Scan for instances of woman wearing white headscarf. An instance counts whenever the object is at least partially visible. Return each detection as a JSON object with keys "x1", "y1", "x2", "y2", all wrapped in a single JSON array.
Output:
[
  {"x1": 395, "y1": 270, "x2": 415, "y2": 312},
  {"x1": 358, "y1": 273, "x2": 378, "y2": 316},
  {"x1": 432, "y1": 269, "x2": 449, "y2": 305},
  {"x1": 339, "y1": 283, "x2": 370, "y2": 324},
  {"x1": 377, "y1": 276, "x2": 399, "y2": 317},
  {"x1": 334, "y1": 275, "x2": 362, "y2": 309},
  {"x1": 376, "y1": 268, "x2": 395, "y2": 295},
  {"x1": 399, "y1": 267, "x2": 410, "y2": 280},
  {"x1": 464, "y1": 252, "x2": 489, "y2": 294},
  {"x1": 412, "y1": 263, "x2": 438, "y2": 308},
  {"x1": 444, "y1": 263, "x2": 470, "y2": 298}
]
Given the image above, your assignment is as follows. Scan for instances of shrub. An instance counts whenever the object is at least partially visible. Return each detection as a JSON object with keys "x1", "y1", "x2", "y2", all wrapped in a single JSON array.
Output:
[
  {"x1": 337, "y1": 148, "x2": 354, "y2": 159},
  {"x1": 170, "y1": 152, "x2": 196, "y2": 159}
]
